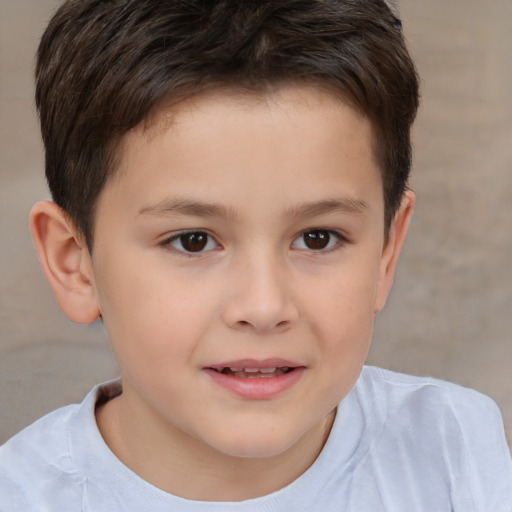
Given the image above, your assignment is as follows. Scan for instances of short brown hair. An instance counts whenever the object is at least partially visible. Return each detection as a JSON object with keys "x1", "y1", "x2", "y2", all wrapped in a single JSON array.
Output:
[{"x1": 36, "y1": 0, "x2": 419, "y2": 250}]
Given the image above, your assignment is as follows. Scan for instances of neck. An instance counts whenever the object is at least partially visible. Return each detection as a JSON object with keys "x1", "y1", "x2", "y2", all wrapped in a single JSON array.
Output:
[{"x1": 96, "y1": 387, "x2": 335, "y2": 501}]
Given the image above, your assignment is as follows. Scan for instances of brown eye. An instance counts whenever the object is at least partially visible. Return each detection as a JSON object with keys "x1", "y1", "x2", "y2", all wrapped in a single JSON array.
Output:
[
  {"x1": 180, "y1": 232, "x2": 208, "y2": 252},
  {"x1": 303, "y1": 230, "x2": 331, "y2": 250},
  {"x1": 292, "y1": 229, "x2": 342, "y2": 251},
  {"x1": 166, "y1": 231, "x2": 217, "y2": 254}
]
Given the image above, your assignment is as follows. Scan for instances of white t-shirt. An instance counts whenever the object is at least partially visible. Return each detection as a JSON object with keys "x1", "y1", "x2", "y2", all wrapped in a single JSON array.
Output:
[{"x1": 1, "y1": 366, "x2": 511, "y2": 511}]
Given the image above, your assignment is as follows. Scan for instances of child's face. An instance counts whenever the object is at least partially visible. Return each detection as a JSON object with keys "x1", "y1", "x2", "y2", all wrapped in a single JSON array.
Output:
[{"x1": 86, "y1": 85, "x2": 410, "y2": 461}]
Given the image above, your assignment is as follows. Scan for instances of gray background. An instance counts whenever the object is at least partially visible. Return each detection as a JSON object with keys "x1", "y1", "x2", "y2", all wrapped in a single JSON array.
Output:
[{"x1": 1, "y1": 0, "x2": 511, "y2": 445}]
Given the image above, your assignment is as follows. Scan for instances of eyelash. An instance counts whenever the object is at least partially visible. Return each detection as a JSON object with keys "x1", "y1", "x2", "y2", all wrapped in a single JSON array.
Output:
[
  {"x1": 160, "y1": 230, "x2": 220, "y2": 257},
  {"x1": 291, "y1": 229, "x2": 349, "y2": 252},
  {"x1": 160, "y1": 228, "x2": 350, "y2": 256}
]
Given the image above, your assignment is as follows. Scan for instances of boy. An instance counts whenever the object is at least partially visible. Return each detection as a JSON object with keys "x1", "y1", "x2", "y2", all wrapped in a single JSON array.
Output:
[{"x1": 1, "y1": 0, "x2": 511, "y2": 510}]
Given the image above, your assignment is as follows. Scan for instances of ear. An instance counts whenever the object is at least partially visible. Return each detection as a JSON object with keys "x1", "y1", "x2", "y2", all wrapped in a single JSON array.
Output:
[
  {"x1": 29, "y1": 201, "x2": 101, "y2": 324},
  {"x1": 374, "y1": 190, "x2": 415, "y2": 313}
]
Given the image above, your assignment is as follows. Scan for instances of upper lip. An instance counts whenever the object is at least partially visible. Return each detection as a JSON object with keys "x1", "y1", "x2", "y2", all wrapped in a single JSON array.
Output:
[{"x1": 206, "y1": 358, "x2": 303, "y2": 370}]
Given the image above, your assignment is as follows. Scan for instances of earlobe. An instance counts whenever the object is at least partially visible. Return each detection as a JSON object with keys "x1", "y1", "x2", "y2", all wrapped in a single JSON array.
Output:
[
  {"x1": 29, "y1": 201, "x2": 101, "y2": 324},
  {"x1": 374, "y1": 190, "x2": 415, "y2": 313}
]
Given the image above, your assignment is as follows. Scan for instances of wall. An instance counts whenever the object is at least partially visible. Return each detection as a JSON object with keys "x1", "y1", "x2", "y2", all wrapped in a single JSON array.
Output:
[{"x1": 1, "y1": 0, "x2": 511, "y2": 443}]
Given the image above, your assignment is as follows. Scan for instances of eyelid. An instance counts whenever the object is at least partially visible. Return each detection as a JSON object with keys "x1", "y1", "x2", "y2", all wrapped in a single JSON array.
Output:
[
  {"x1": 160, "y1": 229, "x2": 221, "y2": 256},
  {"x1": 158, "y1": 227, "x2": 350, "y2": 256},
  {"x1": 291, "y1": 228, "x2": 350, "y2": 252}
]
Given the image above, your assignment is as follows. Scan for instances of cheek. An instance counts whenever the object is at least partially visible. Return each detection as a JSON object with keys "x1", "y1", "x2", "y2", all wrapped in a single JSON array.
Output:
[
  {"x1": 305, "y1": 260, "x2": 379, "y2": 392},
  {"x1": 94, "y1": 259, "x2": 214, "y2": 373},
  {"x1": 317, "y1": 292, "x2": 374, "y2": 360},
  {"x1": 307, "y1": 261, "x2": 379, "y2": 337},
  {"x1": 311, "y1": 279, "x2": 376, "y2": 394}
]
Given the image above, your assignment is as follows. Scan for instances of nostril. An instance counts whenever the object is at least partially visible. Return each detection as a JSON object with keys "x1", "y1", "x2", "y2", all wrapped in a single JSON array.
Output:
[
  {"x1": 234, "y1": 319, "x2": 290, "y2": 332},
  {"x1": 273, "y1": 320, "x2": 293, "y2": 333}
]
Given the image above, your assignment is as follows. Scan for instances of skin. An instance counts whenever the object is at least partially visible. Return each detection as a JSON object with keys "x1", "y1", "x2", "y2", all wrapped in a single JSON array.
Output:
[{"x1": 30, "y1": 85, "x2": 414, "y2": 501}]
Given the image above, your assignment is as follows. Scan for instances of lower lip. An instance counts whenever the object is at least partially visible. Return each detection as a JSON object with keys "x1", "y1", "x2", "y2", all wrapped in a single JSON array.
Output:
[{"x1": 203, "y1": 367, "x2": 305, "y2": 399}]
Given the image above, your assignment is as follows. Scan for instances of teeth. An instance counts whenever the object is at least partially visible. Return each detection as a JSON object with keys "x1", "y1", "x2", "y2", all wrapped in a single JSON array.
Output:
[
  {"x1": 229, "y1": 367, "x2": 278, "y2": 373},
  {"x1": 218, "y1": 367, "x2": 292, "y2": 378}
]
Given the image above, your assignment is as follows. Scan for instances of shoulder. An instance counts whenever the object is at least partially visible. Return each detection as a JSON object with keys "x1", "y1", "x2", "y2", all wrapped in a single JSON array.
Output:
[
  {"x1": 0, "y1": 403, "x2": 78, "y2": 510},
  {"x1": 359, "y1": 365, "x2": 501, "y2": 414},
  {"x1": 0, "y1": 381, "x2": 121, "y2": 511},
  {"x1": 357, "y1": 366, "x2": 507, "y2": 447},
  {"x1": 0, "y1": 402, "x2": 78, "y2": 471},
  {"x1": 355, "y1": 366, "x2": 512, "y2": 510}
]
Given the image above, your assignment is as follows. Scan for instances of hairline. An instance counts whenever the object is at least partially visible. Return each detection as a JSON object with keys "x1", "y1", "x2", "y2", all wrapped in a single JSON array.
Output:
[{"x1": 87, "y1": 80, "x2": 389, "y2": 252}]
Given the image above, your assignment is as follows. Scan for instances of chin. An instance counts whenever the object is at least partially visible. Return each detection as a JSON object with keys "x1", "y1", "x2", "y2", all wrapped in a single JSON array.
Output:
[{"x1": 209, "y1": 428, "x2": 302, "y2": 460}]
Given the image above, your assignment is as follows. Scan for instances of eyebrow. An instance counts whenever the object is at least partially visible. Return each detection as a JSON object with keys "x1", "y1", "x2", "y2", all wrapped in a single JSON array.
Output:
[
  {"x1": 138, "y1": 197, "x2": 368, "y2": 220},
  {"x1": 284, "y1": 198, "x2": 368, "y2": 218},
  {"x1": 138, "y1": 198, "x2": 239, "y2": 221}
]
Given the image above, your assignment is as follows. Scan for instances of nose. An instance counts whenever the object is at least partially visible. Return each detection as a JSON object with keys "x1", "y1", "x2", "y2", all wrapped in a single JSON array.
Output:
[{"x1": 221, "y1": 254, "x2": 299, "y2": 334}]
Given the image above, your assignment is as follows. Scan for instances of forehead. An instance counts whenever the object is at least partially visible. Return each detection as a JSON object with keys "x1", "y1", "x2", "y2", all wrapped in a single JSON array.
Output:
[
  {"x1": 153, "y1": 84, "x2": 369, "y2": 134},
  {"x1": 105, "y1": 84, "x2": 382, "y2": 218}
]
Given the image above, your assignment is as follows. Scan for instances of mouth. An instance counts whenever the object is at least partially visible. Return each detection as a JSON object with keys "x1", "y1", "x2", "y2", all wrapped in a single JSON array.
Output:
[
  {"x1": 203, "y1": 359, "x2": 305, "y2": 398},
  {"x1": 209, "y1": 367, "x2": 296, "y2": 378}
]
